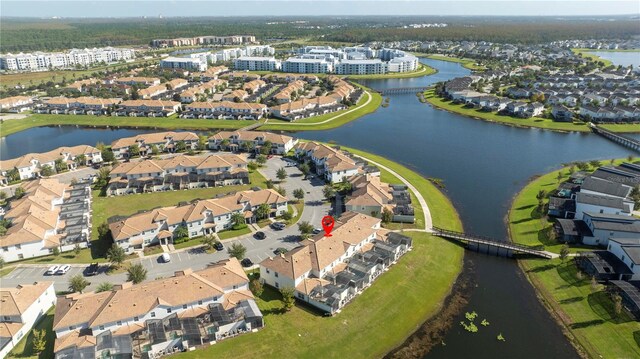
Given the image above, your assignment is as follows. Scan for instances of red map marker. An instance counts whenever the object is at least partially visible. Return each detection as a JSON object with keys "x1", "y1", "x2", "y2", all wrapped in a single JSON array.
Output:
[{"x1": 322, "y1": 216, "x2": 335, "y2": 237}]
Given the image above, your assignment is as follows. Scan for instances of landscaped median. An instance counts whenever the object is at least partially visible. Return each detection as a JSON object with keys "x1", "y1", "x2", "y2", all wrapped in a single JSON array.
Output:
[
  {"x1": 508, "y1": 159, "x2": 640, "y2": 359},
  {"x1": 423, "y1": 89, "x2": 640, "y2": 134},
  {"x1": 175, "y1": 146, "x2": 464, "y2": 359}
]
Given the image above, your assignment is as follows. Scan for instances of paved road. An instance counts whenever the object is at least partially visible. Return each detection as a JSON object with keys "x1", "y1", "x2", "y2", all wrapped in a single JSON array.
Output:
[{"x1": 2, "y1": 157, "x2": 331, "y2": 292}]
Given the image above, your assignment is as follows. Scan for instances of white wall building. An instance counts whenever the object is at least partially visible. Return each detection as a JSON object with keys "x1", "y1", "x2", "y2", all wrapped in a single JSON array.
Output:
[
  {"x1": 607, "y1": 238, "x2": 640, "y2": 280},
  {"x1": 233, "y1": 56, "x2": 281, "y2": 71},
  {"x1": 282, "y1": 57, "x2": 333, "y2": 74},
  {"x1": 160, "y1": 56, "x2": 207, "y2": 72},
  {"x1": 1, "y1": 47, "x2": 135, "y2": 72}
]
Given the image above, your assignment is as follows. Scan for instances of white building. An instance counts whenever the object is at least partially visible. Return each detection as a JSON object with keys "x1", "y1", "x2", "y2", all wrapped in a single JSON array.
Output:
[
  {"x1": 0, "y1": 282, "x2": 56, "y2": 358},
  {"x1": 581, "y1": 212, "x2": 640, "y2": 246},
  {"x1": 160, "y1": 56, "x2": 207, "y2": 72},
  {"x1": 233, "y1": 56, "x2": 281, "y2": 71},
  {"x1": 574, "y1": 192, "x2": 633, "y2": 220},
  {"x1": 1, "y1": 47, "x2": 135, "y2": 72},
  {"x1": 282, "y1": 57, "x2": 333, "y2": 74},
  {"x1": 208, "y1": 130, "x2": 299, "y2": 154},
  {"x1": 387, "y1": 56, "x2": 419, "y2": 73},
  {"x1": 295, "y1": 142, "x2": 360, "y2": 183},
  {"x1": 607, "y1": 238, "x2": 640, "y2": 280},
  {"x1": 0, "y1": 145, "x2": 102, "y2": 181},
  {"x1": 335, "y1": 59, "x2": 387, "y2": 75}
]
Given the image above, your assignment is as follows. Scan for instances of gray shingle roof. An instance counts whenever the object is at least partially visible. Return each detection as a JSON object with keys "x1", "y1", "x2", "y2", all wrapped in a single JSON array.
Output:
[
  {"x1": 581, "y1": 177, "x2": 632, "y2": 198},
  {"x1": 576, "y1": 192, "x2": 626, "y2": 211}
]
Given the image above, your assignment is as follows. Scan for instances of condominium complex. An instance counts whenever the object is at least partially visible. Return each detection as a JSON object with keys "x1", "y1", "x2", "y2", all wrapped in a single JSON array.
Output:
[
  {"x1": 0, "y1": 145, "x2": 102, "y2": 181},
  {"x1": 281, "y1": 57, "x2": 334, "y2": 74},
  {"x1": 233, "y1": 56, "x2": 281, "y2": 71},
  {"x1": 0, "y1": 282, "x2": 57, "y2": 358},
  {"x1": 0, "y1": 178, "x2": 92, "y2": 262},
  {"x1": 108, "y1": 189, "x2": 287, "y2": 252},
  {"x1": 151, "y1": 35, "x2": 256, "y2": 47},
  {"x1": 0, "y1": 47, "x2": 135, "y2": 72},
  {"x1": 52, "y1": 258, "x2": 263, "y2": 359},
  {"x1": 334, "y1": 59, "x2": 387, "y2": 75},
  {"x1": 207, "y1": 130, "x2": 299, "y2": 154},
  {"x1": 110, "y1": 131, "x2": 200, "y2": 159},
  {"x1": 260, "y1": 212, "x2": 412, "y2": 314},
  {"x1": 295, "y1": 142, "x2": 360, "y2": 183},
  {"x1": 160, "y1": 56, "x2": 208, "y2": 72}
]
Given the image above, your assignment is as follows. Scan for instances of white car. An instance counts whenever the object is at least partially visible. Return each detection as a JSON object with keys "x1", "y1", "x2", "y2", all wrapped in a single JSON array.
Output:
[
  {"x1": 56, "y1": 265, "x2": 71, "y2": 275},
  {"x1": 161, "y1": 253, "x2": 171, "y2": 263},
  {"x1": 45, "y1": 265, "x2": 60, "y2": 275}
]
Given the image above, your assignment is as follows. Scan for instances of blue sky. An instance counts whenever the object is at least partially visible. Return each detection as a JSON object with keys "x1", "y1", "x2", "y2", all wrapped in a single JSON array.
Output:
[{"x1": 2, "y1": 1, "x2": 640, "y2": 17}]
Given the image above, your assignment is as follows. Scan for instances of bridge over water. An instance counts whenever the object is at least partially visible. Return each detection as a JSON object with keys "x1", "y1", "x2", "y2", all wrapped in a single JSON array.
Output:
[
  {"x1": 379, "y1": 87, "x2": 430, "y2": 95},
  {"x1": 589, "y1": 123, "x2": 640, "y2": 153},
  {"x1": 432, "y1": 227, "x2": 555, "y2": 259}
]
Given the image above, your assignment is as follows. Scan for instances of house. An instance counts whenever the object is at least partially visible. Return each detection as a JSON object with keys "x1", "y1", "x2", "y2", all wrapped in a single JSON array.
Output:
[
  {"x1": 0, "y1": 179, "x2": 92, "y2": 262},
  {"x1": 185, "y1": 101, "x2": 267, "y2": 120},
  {"x1": 52, "y1": 258, "x2": 263, "y2": 359},
  {"x1": 269, "y1": 96, "x2": 344, "y2": 121},
  {"x1": 179, "y1": 79, "x2": 227, "y2": 103},
  {"x1": 0, "y1": 145, "x2": 102, "y2": 181},
  {"x1": 37, "y1": 97, "x2": 121, "y2": 115},
  {"x1": 607, "y1": 238, "x2": 640, "y2": 280},
  {"x1": 260, "y1": 212, "x2": 412, "y2": 314},
  {"x1": 581, "y1": 212, "x2": 640, "y2": 246},
  {"x1": 243, "y1": 79, "x2": 267, "y2": 93},
  {"x1": 108, "y1": 189, "x2": 287, "y2": 252},
  {"x1": 107, "y1": 154, "x2": 249, "y2": 195},
  {"x1": 114, "y1": 100, "x2": 181, "y2": 117},
  {"x1": 207, "y1": 130, "x2": 298, "y2": 154},
  {"x1": 221, "y1": 89, "x2": 248, "y2": 102},
  {"x1": 295, "y1": 142, "x2": 360, "y2": 183},
  {"x1": 114, "y1": 77, "x2": 161, "y2": 86},
  {"x1": 551, "y1": 105, "x2": 574, "y2": 122},
  {"x1": 0, "y1": 282, "x2": 56, "y2": 358},
  {"x1": 580, "y1": 176, "x2": 632, "y2": 200},
  {"x1": 345, "y1": 174, "x2": 415, "y2": 223},
  {"x1": 110, "y1": 131, "x2": 199, "y2": 159},
  {"x1": 574, "y1": 192, "x2": 632, "y2": 220},
  {"x1": 0, "y1": 96, "x2": 33, "y2": 113}
]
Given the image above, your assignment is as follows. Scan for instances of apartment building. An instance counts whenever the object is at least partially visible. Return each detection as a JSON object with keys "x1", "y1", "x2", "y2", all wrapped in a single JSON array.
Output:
[
  {"x1": 233, "y1": 56, "x2": 281, "y2": 71},
  {"x1": 184, "y1": 101, "x2": 267, "y2": 120},
  {"x1": 345, "y1": 174, "x2": 415, "y2": 223},
  {"x1": 335, "y1": 59, "x2": 387, "y2": 75},
  {"x1": 0, "y1": 145, "x2": 102, "y2": 181},
  {"x1": 0, "y1": 282, "x2": 56, "y2": 358},
  {"x1": 295, "y1": 142, "x2": 360, "y2": 183},
  {"x1": 260, "y1": 212, "x2": 412, "y2": 314},
  {"x1": 114, "y1": 77, "x2": 161, "y2": 86},
  {"x1": 36, "y1": 97, "x2": 121, "y2": 115},
  {"x1": 107, "y1": 154, "x2": 249, "y2": 195},
  {"x1": 108, "y1": 189, "x2": 287, "y2": 252},
  {"x1": 0, "y1": 179, "x2": 92, "y2": 262},
  {"x1": 114, "y1": 100, "x2": 182, "y2": 117},
  {"x1": 160, "y1": 57, "x2": 208, "y2": 72},
  {"x1": 269, "y1": 96, "x2": 345, "y2": 121},
  {"x1": 196, "y1": 65, "x2": 229, "y2": 81},
  {"x1": 0, "y1": 47, "x2": 135, "y2": 72},
  {"x1": 207, "y1": 130, "x2": 299, "y2": 154},
  {"x1": 0, "y1": 96, "x2": 33, "y2": 113},
  {"x1": 52, "y1": 258, "x2": 263, "y2": 359},
  {"x1": 273, "y1": 80, "x2": 306, "y2": 103},
  {"x1": 110, "y1": 131, "x2": 199, "y2": 159},
  {"x1": 281, "y1": 57, "x2": 333, "y2": 74},
  {"x1": 221, "y1": 89, "x2": 249, "y2": 102},
  {"x1": 151, "y1": 35, "x2": 255, "y2": 47},
  {"x1": 180, "y1": 79, "x2": 227, "y2": 103},
  {"x1": 243, "y1": 79, "x2": 267, "y2": 93}
]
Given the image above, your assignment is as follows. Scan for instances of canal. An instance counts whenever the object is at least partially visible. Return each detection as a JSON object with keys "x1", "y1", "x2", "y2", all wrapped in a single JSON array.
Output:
[{"x1": 1, "y1": 58, "x2": 635, "y2": 358}]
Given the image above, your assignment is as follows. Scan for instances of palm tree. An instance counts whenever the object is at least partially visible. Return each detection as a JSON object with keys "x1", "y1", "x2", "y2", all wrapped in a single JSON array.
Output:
[
  {"x1": 256, "y1": 203, "x2": 271, "y2": 220},
  {"x1": 127, "y1": 263, "x2": 147, "y2": 284},
  {"x1": 231, "y1": 212, "x2": 246, "y2": 228},
  {"x1": 69, "y1": 274, "x2": 90, "y2": 293}
]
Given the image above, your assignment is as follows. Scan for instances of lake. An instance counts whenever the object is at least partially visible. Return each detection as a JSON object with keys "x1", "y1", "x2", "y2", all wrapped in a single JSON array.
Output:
[{"x1": 588, "y1": 51, "x2": 640, "y2": 67}]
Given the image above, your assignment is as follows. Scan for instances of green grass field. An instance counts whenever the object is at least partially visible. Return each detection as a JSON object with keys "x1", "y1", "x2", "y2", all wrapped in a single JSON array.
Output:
[
  {"x1": 258, "y1": 90, "x2": 382, "y2": 131},
  {"x1": 9, "y1": 307, "x2": 56, "y2": 359},
  {"x1": 217, "y1": 226, "x2": 253, "y2": 240},
  {"x1": 416, "y1": 53, "x2": 486, "y2": 71},
  {"x1": 175, "y1": 145, "x2": 464, "y2": 359},
  {"x1": 424, "y1": 90, "x2": 640, "y2": 133},
  {"x1": 508, "y1": 159, "x2": 640, "y2": 359}
]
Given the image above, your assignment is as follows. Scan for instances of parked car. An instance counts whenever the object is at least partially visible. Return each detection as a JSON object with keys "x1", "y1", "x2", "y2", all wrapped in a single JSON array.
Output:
[
  {"x1": 270, "y1": 222, "x2": 286, "y2": 230},
  {"x1": 56, "y1": 265, "x2": 71, "y2": 275},
  {"x1": 84, "y1": 262, "x2": 99, "y2": 276},
  {"x1": 254, "y1": 231, "x2": 266, "y2": 240},
  {"x1": 214, "y1": 242, "x2": 224, "y2": 251},
  {"x1": 46, "y1": 265, "x2": 60, "y2": 275},
  {"x1": 161, "y1": 253, "x2": 171, "y2": 263},
  {"x1": 312, "y1": 228, "x2": 323, "y2": 234},
  {"x1": 241, "y1": 258, "x2": 253, "y2": 267}
]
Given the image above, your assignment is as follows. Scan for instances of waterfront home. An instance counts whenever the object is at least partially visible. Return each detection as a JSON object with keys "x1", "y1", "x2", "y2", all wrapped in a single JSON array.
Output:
[
  {"x1": 607, "y1": 238, "x2": 640, "y2": 280},
  {"x1": 207, "y1": 130, "x2": 298, "y2": 154},
  {"x1": 269, "y1": 96, "x2": 345, "y2": 121},
  {"x1": 551, "y1": 105, "x2": 574, "y2": 122},
  {"x1": 0, "y1": 96, "x2": 33, "y2": 113},
  {"x1": 110, "y1": 131, "x2": 199, "y2": 159},
  {"x1": 114, "y1": 100, "x2": 181, "y2": 117},
  {"x1": 259, "y1": 212, "x2": 412, "y2": 314},
  {"x1": 0, "y1": 145, "x2": 102, "y2": 181},
  {"x1": 107, "y1": 154, "x2": 248, "y2": 195},
  {"x1": 108, "y1": 189, "x2": 287, "y2": 252},
  {"x1": 0, "y1": 179, "x2": 92, "y2": 262},
  {"x1": 580, "y1": 176, "x2": 633, "y2": 199},
  {"x1": 0, "y1": 282, "x2": 56, "y2": 358},
  {"x1": 294, "y1": 142, "x2": 360, "y2": 183},
  {"x1": 184, "y1": 101, "x2": 267, "y2": 120},
  {"x1": 345, "y1": 174, "x2": 415, "y2": 223},
  {"x1": 36, "y1": 97, "x2": 121, "y2": 115},
  {"x1": 52, "y1": 258, "x2": 263, "y2": 359},
  {"x1": 574, "y1": 192, "x2": 633, "y2": 220}
]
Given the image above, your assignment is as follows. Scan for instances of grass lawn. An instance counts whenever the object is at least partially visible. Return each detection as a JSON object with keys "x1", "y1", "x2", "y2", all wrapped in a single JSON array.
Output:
[
  {"x1": 570, "y1": 49, "x2": 614, "y2": 67},
  {"x1": 508, "y1": 158, "x2": 640, "y2": 359},
  {"x1": 288, "y1": 201, "x2": 304, "y2": 225},
  {"x1": 9, "y1": 307, "x2": 56, "y2": 359},
  {"x1": 217, "y1": 226, "x2": 253, "y2": 240},
  {"x1": 417, "y1": 53, "x2": 486, "y2": 71},
  {"x1": 0, "y1": 113, "x2": 258, "y2": 138},
  {"x1": 173, "y1": 145, "x2": 463, "y2": 359},
  {"x1": 0, "y1": 267, "x2": 15, "y2": 277},
  {"x1": 424, "y1": 90, "x2": 640, "y2": 134},
  {"x1": 258, "y1": 90, "x2": 382, "y2": 131}
]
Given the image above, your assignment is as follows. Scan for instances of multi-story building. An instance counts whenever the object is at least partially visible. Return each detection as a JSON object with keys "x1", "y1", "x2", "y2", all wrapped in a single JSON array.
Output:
[
  {"x1": 0, "y1": 145, "x2": 102, "y2": 181},
  {"x1": 35, "y1": 97, "x2": 121, "y2": 115},
  {"x1": 185, "y1": 101, "x2": 267, "y2": 120},
  {"x1": 110, "y1": 131, "x2": 199, "y2": 159},
  {"x1": 108, "y1": 189, "x2": 287, "y2": 252},
  {"x1": 160, "y1": 57, "x2": 208, "y2": 72},
  {"x1": 387, "y1": 56, "x2": 419, "y2": 72},
  {"x1": 179, "y1": 79, "x2": 227, "y2": 103},
  {"x1": 207, "y1": 130, "x2": 299, "y2": 154},
  {"x1": 152, "y1": 35, "x2": 255, "y2": 47},
  {"x1": 52, "y1": 258, "x2": 263, "y2": 359},
  {"x1": 281, "y1": 57, "x2": 333, "y2": 74},
  {"x1": 269, "y1": 96, "x2": 345, "y2": 121},
  {"x1": 0, "y1": 96, "x2": 33, "y2": 113},
  {"x1": 233, "y1": 56, "x2": 281, "y2": 71},
  {"x1": 0, "y1": 282, "x2": 56, "y2": 358},
  {"x1": 260, "y1": 212, "x2": 412, "y2": 314},
  {"x1": 107, "y1": 154, "x2": 249, "y2": 195},
  {"x1": 114, "y1": 100, "x2": 182, "y2": 117},
  {"x1": 346, "y1": 174, "x2": 415, "y2": 223},
  {"x1": 295, "y1": 142, "x2": 360, "y2": 183},
  {"x1": 335, "y1": 59, "x2": 387, "y2": 75},
  {"x1": 0, "y1": 47, "x2": 135, "y2": 72},
  {"x1": 0, "y1": 179, "x2": 92, "y2": 262}
]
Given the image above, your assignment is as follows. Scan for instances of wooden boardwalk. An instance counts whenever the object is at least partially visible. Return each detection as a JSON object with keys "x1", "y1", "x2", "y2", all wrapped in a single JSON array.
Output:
[
  {"x1": 432, "y1": 227, "x2": 554, "y2": 259},
  {"x1": 589, "y1": 123, "x2": 640, "y2": 152}
]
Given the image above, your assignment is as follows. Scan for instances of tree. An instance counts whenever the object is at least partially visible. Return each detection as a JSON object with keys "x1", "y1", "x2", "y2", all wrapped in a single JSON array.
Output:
[
  {"x1": 69, "y1": 274, "x2": 90, "y2": 293},
  {"x1": 613, "y1": 293, "x2": 623, "y2": 317},
  {"x1": 74, "y1": 243, "x2": 82, "y2": 256},
  {"x1": 54, "y1": 157, "x2": 67, "y2": 172},
  {"x1": 256, "y1": 154, "x2": 267, "y2": 165},
  {"x1": 256, "y1": 203, "x2": 270, "y2": 219},
  {"x1": 536, "y1": 190, "x2": 547, "y2": 211},
  {"x1": 260, "y1": 141, "x2": 273, "y2": 155},
  {"x1": 575, "y1": 161, "x2": 589, "y2": 171},
  {"x1": 293, "y1": 188, "x2": 305, "y2": 202},
  {"x1": 97, "y1": 222, "x2": 111, "y2": 241},
  {"x1": 627, "y1": 155, "x2": 635, "y2": 162},
  {"x1": 128, "y1": 145, "x2": 140, "y2": 158},
  {"x1": 14, "y1": 186, "x2": 26, "y2": 199},
  {"x1": 0, "y1": 256, "x2": 4, "y2": 270},
  {"x1": 201, "y1": 235, "x2": 217, "y2": 251},
  {"x1": 281, "y1": 211, "x2": 293, "y2": 222},
  {"x1": 276, "y1": 167, "x2": 287, "y2": 181},
  {"x1": 276, "y1": 185, "x2": 286, "y2": 197},
  {"x1": 174, "y1": 225, "x2": 188, "y2": 239},
  {"x1": 559, "y1": 245, "x2": 570, "y2": 262},
  {"x1": 150, "y1": 144, "x2": 160, "y2": 156},
  {"x1": 40, "y1": 164, "x2": 55, "y2": 177},
  {"x1": 299, "y1": 162, "x2": 310, "y2": 177},
  {"x1": 556, "y1": 171, "x2": 563, "y2": 183},
  {"x1": 32, "y1": 329, "x2": 47, "y2": 354},
  {"x1": 323, "y1": 185, "x2": 336, "y2": 201},
  {"x1": 250, "y1": 279, "x2": 264, "y2": 297},
  {"x1": 96, "y1": 282, "x2": 114, "y2": 293},
  {"x1": 280, "y1": 286, "x2": 296, "y2": 311},
  {"x1": 265, "y1": 179, "x2": 274, "y2": 189},
  {"x1": 75, "y1": 154, "x2": 86, "y2": 166},
  {"x1": 176, "y1": 140, "x2": 187, "y2": 153},
  {"x1": 231, "y1": 212, "x2": 246, "y2": 229},
  {"x1": 589, "y1": 160, "x2": 602, "y2": 169},
  {"x1": 107, "y1": 244, "x2": 125, "y2": 268},
  {"x1": 127, "y1": 263, "x2": 147, "y2": 284},
  {"x1": 248, "y1": 161, "x2": 258, "y2": 171},
  {"x1": 228, "y1": 243, "x2": 247, "y2": 260},
  {"x1": 381, "y1": 207, "x2": 393, "y2": 223},
  {"x1": 101, "y1": 148, "x2": 115, "y2": 163},
  {"x1": 220, "y1": 139, "x2": 230, "y2": 150},
  {"x1": 298, "y1": 221, "x2": 314, "y2": 236},
  {"x1": 7, "y1": 168, "x2": 19, "y2": 182},
  {"x1": 52, "y1": 247, "x2": 60, "y2": 256}
]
